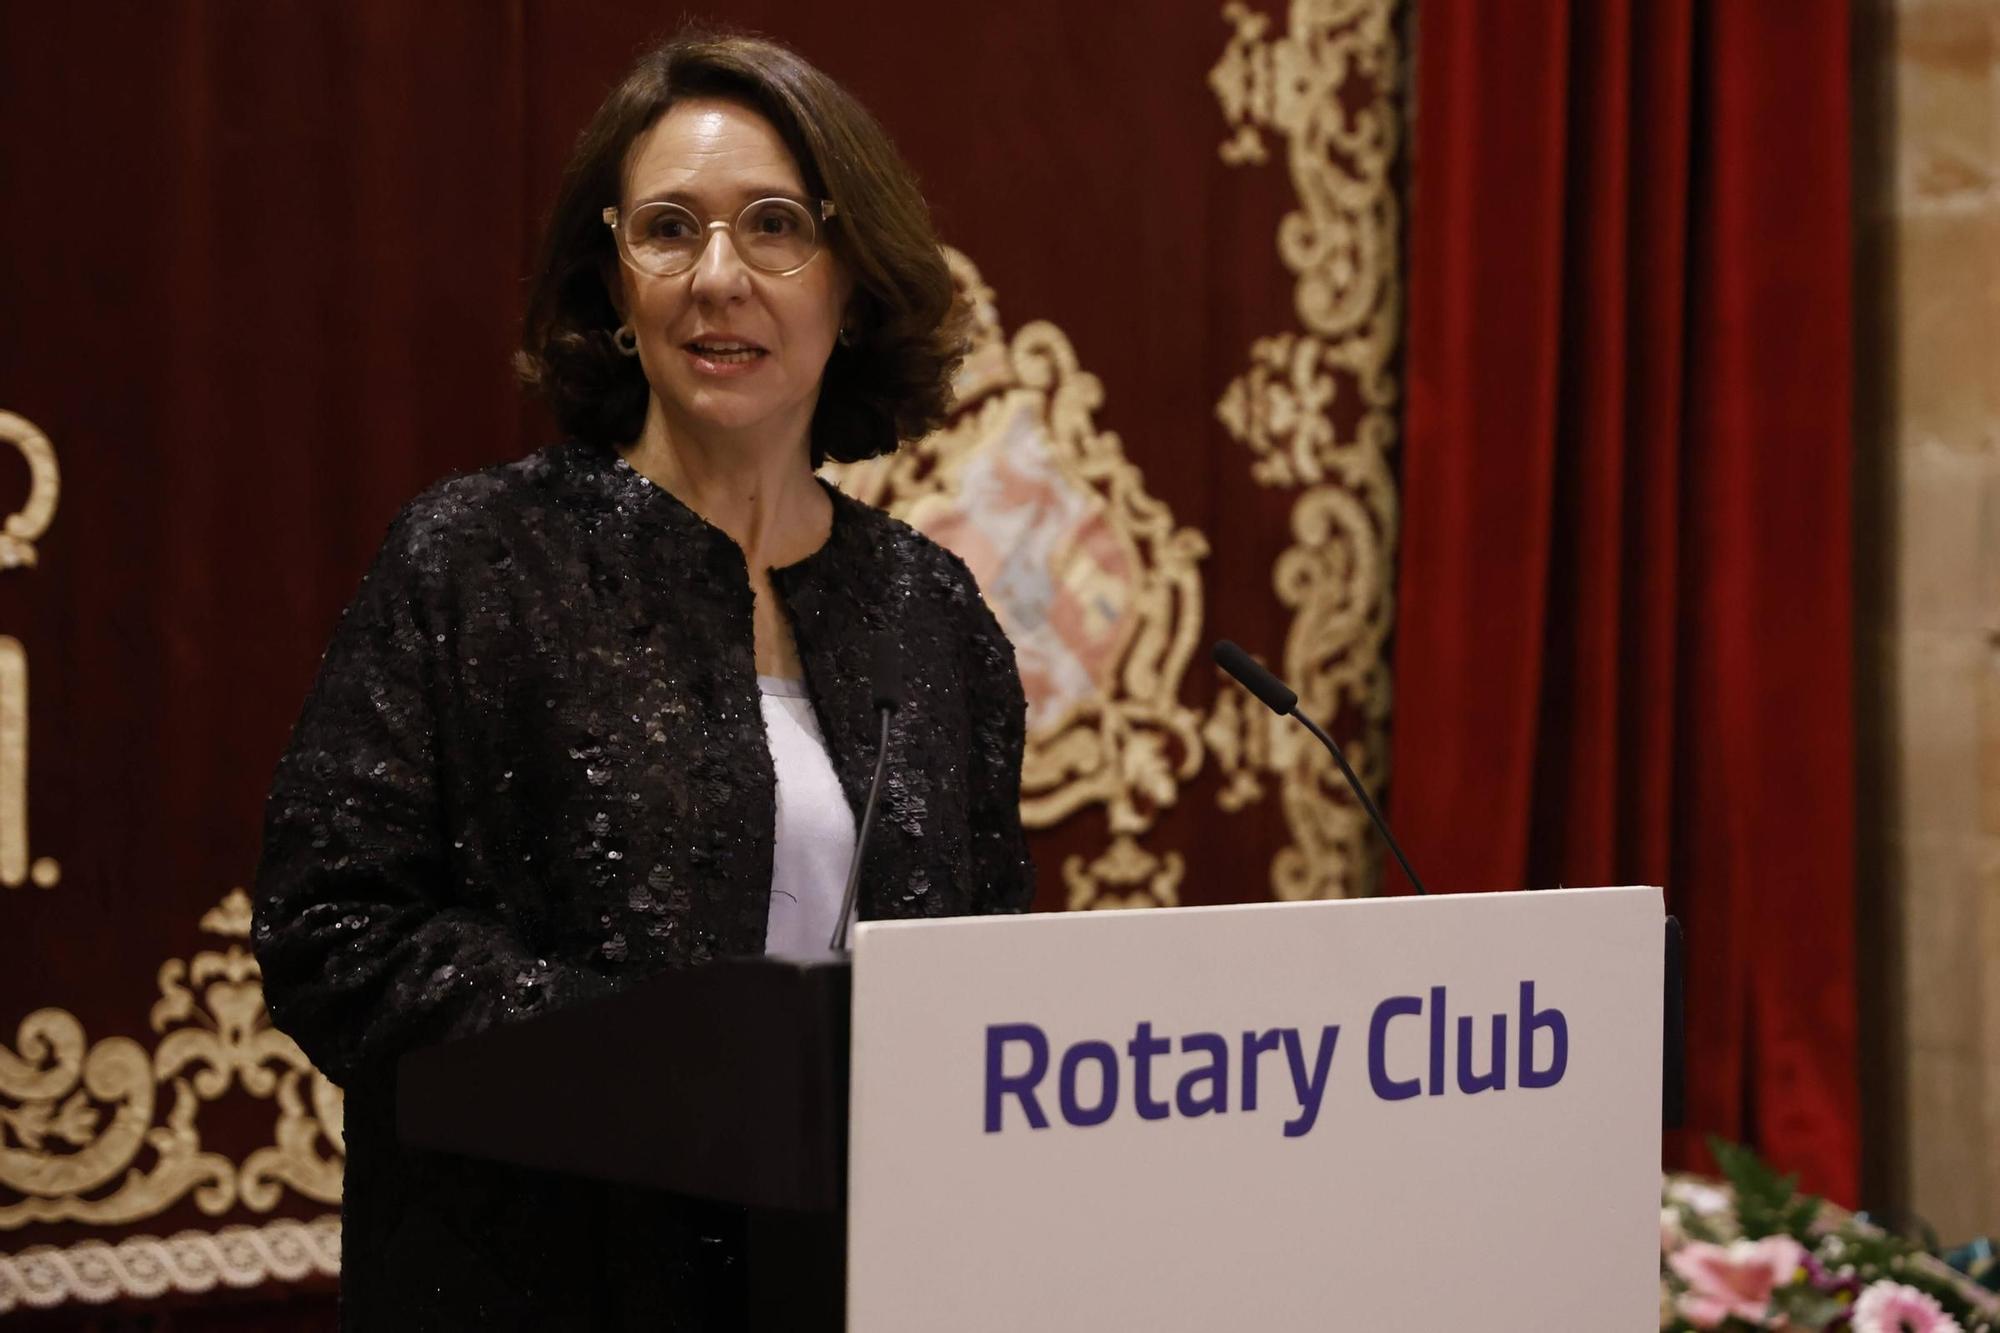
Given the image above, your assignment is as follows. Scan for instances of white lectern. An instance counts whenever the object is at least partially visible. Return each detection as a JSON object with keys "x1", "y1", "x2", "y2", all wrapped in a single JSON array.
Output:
[
  {"x1": 401, "y1": 886, "x2": 1666, "y2": 1330},
  {"x1": 849, "y1": 886, "x2": 1664, "y2": 1330}
]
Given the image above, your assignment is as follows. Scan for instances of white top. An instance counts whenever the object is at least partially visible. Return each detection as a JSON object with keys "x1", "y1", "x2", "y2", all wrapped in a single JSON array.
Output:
[{"x1": 758, "y1": 675, "x2": 858, "y2": 954}]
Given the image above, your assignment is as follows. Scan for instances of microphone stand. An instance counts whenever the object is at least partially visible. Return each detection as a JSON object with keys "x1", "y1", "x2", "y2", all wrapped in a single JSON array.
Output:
[{"x1": 829, "y1": 706, "x2": 891, "y2": 952}]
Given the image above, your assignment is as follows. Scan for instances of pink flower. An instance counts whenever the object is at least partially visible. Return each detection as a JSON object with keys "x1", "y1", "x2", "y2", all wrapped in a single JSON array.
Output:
[
  {"x1": 1850, "y1": 1281, "x2": 1963, "y2": 1333},
  {"x1": 1668, "y1": 1236, "x2": 1807, "y2": 1328}
]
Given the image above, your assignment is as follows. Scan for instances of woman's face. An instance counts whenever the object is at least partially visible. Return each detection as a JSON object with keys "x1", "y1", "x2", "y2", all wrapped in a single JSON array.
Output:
[{"x1": 613, "y1": 98, "x2": 853, "y2": 449}]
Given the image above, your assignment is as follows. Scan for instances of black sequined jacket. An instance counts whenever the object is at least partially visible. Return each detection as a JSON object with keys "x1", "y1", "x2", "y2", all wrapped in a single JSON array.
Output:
[{"x1": 252, "y1": 440, "x2": 1034, "y2": 1330}]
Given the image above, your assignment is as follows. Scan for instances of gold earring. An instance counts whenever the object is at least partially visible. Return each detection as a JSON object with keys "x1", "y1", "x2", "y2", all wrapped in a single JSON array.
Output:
[{"x1": 613, "y1": 325, "x2": 639, "y2": 356}]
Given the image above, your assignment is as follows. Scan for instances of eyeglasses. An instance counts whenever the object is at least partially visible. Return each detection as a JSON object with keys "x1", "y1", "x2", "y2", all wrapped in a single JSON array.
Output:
[{"x1": 602, "y1": 197, "x2": 838, "y2": 278}]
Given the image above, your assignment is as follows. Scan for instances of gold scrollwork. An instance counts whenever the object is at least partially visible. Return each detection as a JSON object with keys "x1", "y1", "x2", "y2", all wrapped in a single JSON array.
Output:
[
  {"x1": 830, "y1": 250, "x2": 1207, "y2": 907},
  {"x1": 0, "y1": 635, "x2": 59, "y2": 890},
  {"x1": 0, "y1": 1214, "x2": 341, "y2": 1313},
  {"x1": 0, "y1": 890, "x2": 343, "y2": 1230},
  {"x1": 1209, "y1": 0, "x2": 1403, "y2": 900},
  {"x1": 1062, "y1": 835, "x2": 1185, "y2": 912},
  {"x1": 0, "y1": 409, "x2": 62, "y2": 890},
  {"x1": 0, "y1": 412, "x2": 59, "y2": 572}
]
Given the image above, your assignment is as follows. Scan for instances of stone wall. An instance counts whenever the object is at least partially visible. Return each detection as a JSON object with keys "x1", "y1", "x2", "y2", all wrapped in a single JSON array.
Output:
[{"x1": 1855, "y1": 0, "x2": 2000, "y2": 1243}]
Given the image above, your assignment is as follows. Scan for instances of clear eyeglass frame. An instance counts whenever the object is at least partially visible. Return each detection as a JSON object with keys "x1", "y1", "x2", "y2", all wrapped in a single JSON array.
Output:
[{"x1": 602, "y1": 197, "x2": 839, "y2": 278}]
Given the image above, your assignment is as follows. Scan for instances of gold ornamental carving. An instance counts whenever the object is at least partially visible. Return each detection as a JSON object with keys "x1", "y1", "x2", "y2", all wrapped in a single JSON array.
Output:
[
  {"x1": 0, "y1": 410, "x2": 61, "y2": 890},
  {"x1": 1063, "y1": 836, "x2": 1185, "y2": 912},
  {"x1": 1207, "y1": 0, "x2": 1403, "y2": 900},
  {"x1": 0, "y1": 412, "x2": 60, "y2": 572},
  {"x1": 0, "y1": 1214, "x2": 340, "y2": 1313},
  {"x1": 831, "y1": 249, "x2": 1208, "y2": 908},
  {"x1": 0, "y1": 889, "x2": 344, "y2": 1230}
]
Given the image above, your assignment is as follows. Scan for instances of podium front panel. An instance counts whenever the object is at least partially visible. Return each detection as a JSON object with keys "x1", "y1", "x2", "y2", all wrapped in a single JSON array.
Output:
[{"x1": 847, "y1": 885, "x2": 1663, "y2": 1331}]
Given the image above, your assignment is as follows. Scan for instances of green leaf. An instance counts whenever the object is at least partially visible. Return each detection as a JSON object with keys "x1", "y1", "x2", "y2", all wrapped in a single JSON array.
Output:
[
  {"x1": 1769, "y1": 1283, "x2": 1848, "y2": 1329},
  {"x1": 1709, "y1": 1137, "x2": 1823, "y2": 1240}
]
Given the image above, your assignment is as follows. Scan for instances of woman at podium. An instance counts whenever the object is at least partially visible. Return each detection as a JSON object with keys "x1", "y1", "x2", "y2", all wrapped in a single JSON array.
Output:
[{"x1": 252, "y1": 27, "x2": 1033, "y2": 1330}]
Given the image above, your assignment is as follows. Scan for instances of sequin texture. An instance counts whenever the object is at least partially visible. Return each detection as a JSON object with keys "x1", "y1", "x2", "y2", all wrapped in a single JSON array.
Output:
[{"x1": 252, "y1": 440, "x2": 1033, "y2": 1328}]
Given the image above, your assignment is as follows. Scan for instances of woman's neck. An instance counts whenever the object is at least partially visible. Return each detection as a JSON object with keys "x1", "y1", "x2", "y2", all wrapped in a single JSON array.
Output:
[{"x1": 620, "y1": 403, "x2": 829, "y2": 569}]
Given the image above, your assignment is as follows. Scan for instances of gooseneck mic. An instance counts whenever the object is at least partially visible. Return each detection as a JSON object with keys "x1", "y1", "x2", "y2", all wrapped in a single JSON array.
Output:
[
  {"x1": 830, "y1": 639, "x2": 903, "y2": 950},
  {"x1": 1212, "y1": 640, "x2": 1429, "y2": 896}
]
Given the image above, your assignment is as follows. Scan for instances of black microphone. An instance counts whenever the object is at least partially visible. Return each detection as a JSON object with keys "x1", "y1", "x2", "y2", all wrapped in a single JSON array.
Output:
[
  {"x1": 1212, "y1": 640, "x2": 1429, "y2": 896},
  {"x1": 870, "y1": 638, "x2": 903, "y2": 715},
  {"x1": 830, "y1": 638, "x2": 903, "y2": 950}
]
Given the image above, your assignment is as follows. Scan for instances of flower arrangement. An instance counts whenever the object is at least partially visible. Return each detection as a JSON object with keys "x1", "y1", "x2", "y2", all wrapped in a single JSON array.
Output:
[{"x1": 1661, "y1": 1140, "x2": 2000, "y2": 1332}]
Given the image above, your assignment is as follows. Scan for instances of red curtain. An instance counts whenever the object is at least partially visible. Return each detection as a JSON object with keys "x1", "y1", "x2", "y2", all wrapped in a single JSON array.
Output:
[
  {"x1": 0, "y1": 3, "x2": 1297, "y2": 1325},
  {"x1": 1389, "y1": 0, "x2": 1858, "y2": 1202}
]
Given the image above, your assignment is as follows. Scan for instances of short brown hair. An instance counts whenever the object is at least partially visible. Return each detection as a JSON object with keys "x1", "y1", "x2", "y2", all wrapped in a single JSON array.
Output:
[{"x1": 517, "y1": 28, "x2": 964, "y2": 467}]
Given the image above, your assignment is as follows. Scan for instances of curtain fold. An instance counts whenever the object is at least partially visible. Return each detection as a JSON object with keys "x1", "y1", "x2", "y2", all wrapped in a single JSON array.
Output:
[{"x1": 1391, "y1": 0, "x2": 1858, "y2": 1200}]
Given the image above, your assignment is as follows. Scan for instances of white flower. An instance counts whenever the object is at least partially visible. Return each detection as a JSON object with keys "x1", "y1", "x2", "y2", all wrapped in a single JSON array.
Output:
[{"x1": 1665, "y1": 1179, "x2": 1733, "y2": 1218}]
